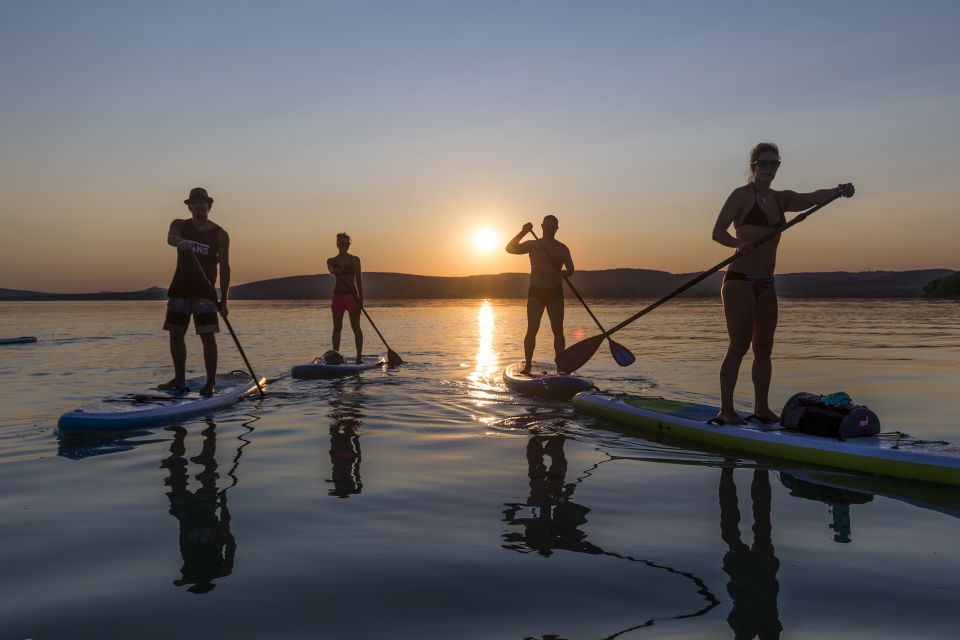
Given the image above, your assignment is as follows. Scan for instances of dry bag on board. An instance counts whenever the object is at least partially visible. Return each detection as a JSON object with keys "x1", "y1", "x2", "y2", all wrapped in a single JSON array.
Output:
[{"x1": 780, "y1": 392, "x2": 881, "y2": 438}]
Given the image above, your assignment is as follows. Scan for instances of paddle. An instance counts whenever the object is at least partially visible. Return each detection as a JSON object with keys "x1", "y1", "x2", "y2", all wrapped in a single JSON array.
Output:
[
  {"x1": 527, "y1": 229, "x2": 635, "y2": 368},
  {"x1": 332, "y1": 271, "x2": 404, "y2": 367},
  {"x1": 188, "y1": 250, "x2": 265, "y2": 397},
  {"x1": 555, "y1": 191, "x2": 844, "y2": 373}
]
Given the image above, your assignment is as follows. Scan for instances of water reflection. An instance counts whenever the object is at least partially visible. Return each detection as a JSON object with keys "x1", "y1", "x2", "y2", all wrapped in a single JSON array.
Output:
[
  {"x1": 468, "y1": 299, "x2": 501, "y2": 393},
  {"x1": 719, "y1": 467, "x2": 782, "y2": 638},
  {"x1": 161, "y1": 419, "x2": 254, "y2": 594},
  {"x1": 327, "y1": 379, "x2": 365, "y2": 498},
  {"x1": 57, "y1": 430, "x2": 168, "y2": 459},
  {"x1": 503, "y1": 433, "x2": 720, "y2": 636},
  {"x1": 779, "y1": 472, "x2": 872, "y2": 543},
  {"x1": 502, "y1": 434, "x2": 600, "y2": 556}
]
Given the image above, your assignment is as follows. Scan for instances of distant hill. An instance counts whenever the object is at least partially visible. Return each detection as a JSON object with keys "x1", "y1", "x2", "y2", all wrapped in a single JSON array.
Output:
[
  {"x1": 1, "y1": 270, "x2": 951, "y2": 301},
  {"x1": 923, "y1": 271, "x2": 960, "y2": 298},
  {"x1": 228, "y1": 269, "x2": 720, "y2": 300},
  {"x1": 0, "y1": 286, "x2": 166, "y2": 301},
  {"x1": 776, "y1": 270, "x2": 955, "y2": 298},
  {"x1": 230, "y1": 268, "x2": 953, "y2": 300}
]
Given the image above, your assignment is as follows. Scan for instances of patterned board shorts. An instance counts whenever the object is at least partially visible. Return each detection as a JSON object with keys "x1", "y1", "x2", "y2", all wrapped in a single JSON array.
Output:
[{"x1": 163, "y1": 298, "x2": 220, "y2": 334}]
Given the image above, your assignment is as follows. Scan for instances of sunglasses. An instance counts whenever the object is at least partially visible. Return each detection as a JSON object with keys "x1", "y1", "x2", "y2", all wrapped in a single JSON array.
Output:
[{"x1": 752, "y1": 159, "x2": 781, "y2": 169}]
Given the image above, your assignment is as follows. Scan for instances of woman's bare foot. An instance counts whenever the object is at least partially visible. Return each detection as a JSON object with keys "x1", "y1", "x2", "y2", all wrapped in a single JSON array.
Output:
[
  {"x1": 710, "y1": 410, "x2": 746, "y2": 426},
  {"x1": 752, "y1": 409, "x2": 780, "y2": 422}
]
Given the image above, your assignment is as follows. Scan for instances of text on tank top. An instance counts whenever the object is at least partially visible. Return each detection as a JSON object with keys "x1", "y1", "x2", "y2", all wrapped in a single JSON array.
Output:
[{"x1": 167, "y1": 219, "x2": 221, "y2": 299}]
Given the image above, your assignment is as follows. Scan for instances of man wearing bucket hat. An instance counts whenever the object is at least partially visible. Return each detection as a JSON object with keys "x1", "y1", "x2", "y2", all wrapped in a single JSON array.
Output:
[{"x1": 159, "y1": 187, "x2": 231, "y2": 396}]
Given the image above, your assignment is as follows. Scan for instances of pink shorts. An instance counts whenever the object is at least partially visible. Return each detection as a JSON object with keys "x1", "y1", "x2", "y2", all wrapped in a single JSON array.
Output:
[{"x1": 331, "y1": 294, "x2": 359, "y2": 313}]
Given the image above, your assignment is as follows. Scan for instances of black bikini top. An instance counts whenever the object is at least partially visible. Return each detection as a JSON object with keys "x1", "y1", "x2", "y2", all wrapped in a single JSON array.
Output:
[{"x1": 736, "y1": 185, "x2": 785, "y2": 229}]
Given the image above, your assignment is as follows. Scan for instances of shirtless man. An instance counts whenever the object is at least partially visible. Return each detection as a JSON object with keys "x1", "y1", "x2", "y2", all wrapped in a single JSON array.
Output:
[
  {"x1": 160, "y1": 187, "x2": 230, "y2": 396},
  {"x1": 506, "y1": 215, "x2": 574, "y2": 374}
]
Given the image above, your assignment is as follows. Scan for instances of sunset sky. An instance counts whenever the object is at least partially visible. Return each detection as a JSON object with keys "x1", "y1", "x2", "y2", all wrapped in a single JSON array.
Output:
[{"x1": 1, "y1": 1, "x2": 957, "y2": 293}]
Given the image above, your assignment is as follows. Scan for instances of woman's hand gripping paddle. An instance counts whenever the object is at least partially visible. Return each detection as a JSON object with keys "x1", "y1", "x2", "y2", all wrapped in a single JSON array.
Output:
[
  {"x1": 528, "y1": 229, "x2": 635, "y2": 370},
  {"x1": 555, "y1": 191, "x2": 844, "y2": 374}
]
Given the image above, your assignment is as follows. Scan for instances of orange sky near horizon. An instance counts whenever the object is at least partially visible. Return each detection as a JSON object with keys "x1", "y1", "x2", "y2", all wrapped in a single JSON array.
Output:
[{"x1": 1, "y1": 2, "x2": 957, "y2": 293}]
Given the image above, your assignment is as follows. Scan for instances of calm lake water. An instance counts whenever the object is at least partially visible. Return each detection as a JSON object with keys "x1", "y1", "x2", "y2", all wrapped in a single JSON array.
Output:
[{"x1": 1, "y1": 298, "x2": 959, "y2": 639}]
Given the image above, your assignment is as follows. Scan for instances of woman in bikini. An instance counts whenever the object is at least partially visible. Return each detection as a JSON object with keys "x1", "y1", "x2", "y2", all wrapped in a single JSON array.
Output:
[
  {"x1": 711, "y1": 143, "x2": 854, "y2": 425},
  {"x1": 327, "y1": 232, "x2": 364, "y2": 364}
]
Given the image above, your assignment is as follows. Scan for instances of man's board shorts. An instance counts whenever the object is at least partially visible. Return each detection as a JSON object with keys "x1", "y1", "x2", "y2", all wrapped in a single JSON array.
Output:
[
  {"x1": 164, "y1": 298, "x2": 220, "y2": 334},
  {"x1": 331, "y1": 294, "x2": 359, "y2": 313},
  {"x1": 528, "y1": 285, "x2": 564, "y2": 306}
]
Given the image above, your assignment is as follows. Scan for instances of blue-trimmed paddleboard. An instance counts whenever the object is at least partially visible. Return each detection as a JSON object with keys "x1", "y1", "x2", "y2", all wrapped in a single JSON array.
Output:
[
  {"x1": 573, "y1": 392, "x2": 960, "y2": 487},
  {"x1": 58, "y1": 371, "x2": 266, "y2": 431},
  {"x1": 291, "y1": 355, "x2": 385, "y2": 379},
  {"x1": 503, "y1": 362, "x2": 594, "y2": 400}
]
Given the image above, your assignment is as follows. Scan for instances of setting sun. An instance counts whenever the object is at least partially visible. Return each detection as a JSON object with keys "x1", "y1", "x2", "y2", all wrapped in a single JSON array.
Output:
[{"x1": 472, "y1": 227, "x2": 499, "y2": 252}]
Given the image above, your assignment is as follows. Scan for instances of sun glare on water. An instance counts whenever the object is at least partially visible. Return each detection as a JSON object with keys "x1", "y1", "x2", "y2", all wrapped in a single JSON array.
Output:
[{"x1": 472, "y1": 227, "x2": 499, "y2": 252}]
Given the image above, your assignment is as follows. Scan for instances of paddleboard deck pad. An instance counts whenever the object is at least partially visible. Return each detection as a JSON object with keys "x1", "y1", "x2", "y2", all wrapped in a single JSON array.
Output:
[
  {"x1": 572, "y1": 392, "x2": 960, "y2": 486},
  {"x1": 503, "y1": 363, "x2": 595, "y2": 400},
  {"x1": 58, "y1": 371, "x2": 266, "y2": 431},
  {"x1": 291, "y1": 355, "x2": 385, "y2": 379},
  {"x1": 0, "y1": 336, "x2": 37, "y2": 345}
]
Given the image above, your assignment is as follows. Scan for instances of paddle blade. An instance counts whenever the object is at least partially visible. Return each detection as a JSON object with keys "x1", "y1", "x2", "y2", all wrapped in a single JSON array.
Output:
[
  {"x1": 556, "y1": 334, "x2": 605, "y2": 373},
  {"x1": 608, "y1": 339, "x2": 636, "y2": 367},
  {"x1": 386, "y1": 349, "x2": 404, "y2": 367}
]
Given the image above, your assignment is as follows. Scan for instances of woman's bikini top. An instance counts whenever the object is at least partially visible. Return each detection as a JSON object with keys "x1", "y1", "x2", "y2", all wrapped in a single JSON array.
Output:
[{"x1": 735, "y1": 184, "x2": 786, "y2": 229}]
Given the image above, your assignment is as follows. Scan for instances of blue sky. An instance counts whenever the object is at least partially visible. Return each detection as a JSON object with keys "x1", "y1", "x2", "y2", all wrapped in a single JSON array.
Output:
[{"x1": 1, "y1": 1, "x2": 957, "y2": 291}]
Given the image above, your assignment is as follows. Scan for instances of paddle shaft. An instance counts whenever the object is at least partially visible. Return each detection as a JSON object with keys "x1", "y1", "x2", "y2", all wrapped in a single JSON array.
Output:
[
  {"x1": 332, "y1": 270, "x2": 403, "y2": 364},
  {"x1": 601, "y1": 191, "x2": 843, "y2": 338},
  {"x1": 528, "y1": 229, "x2": 609, "y2": 335},
  {"x1": 187, "y1": 250, "x2": 265, "y2": 397}
]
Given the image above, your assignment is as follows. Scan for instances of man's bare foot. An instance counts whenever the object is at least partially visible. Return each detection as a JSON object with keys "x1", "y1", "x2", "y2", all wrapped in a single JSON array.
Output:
[
  {"x1": 158, "y1": 378, "x2": 187, "y2": 392},
  {"x1": 520, "y1": 363, "x2": 532, "y2": 375}
]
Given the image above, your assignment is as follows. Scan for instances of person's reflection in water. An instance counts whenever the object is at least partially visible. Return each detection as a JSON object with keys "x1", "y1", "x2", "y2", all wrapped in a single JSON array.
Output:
[
  {"x1": 161, "y1": 421, "x2": 237, "y2": 594},
  {"x1": 328, "y1": 419, "x2": 362, "y2": 498},
  {"x1": 502, "y1": 432, "x2": 721, "y2": 638},
  {"x1": 327, "y1": 380, "x2": 365, "y2": 498},
  {"x1": 503, "y1": 434, "x2": 602, "y2": 556},
  {"x1": 719, "y1": 467, "x2": 782, "y2": 639}
]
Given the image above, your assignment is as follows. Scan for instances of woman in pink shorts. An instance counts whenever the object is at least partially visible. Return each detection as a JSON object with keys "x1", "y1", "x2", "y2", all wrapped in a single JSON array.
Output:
[{"x1": 327, "y1": 233, "x2": 364, "y2": 363}]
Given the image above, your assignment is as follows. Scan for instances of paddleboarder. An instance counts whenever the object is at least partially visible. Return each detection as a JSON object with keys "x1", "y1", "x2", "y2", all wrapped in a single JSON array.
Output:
[
  {"x1": 161, "y1": 187, "x2": 231, "y2": 397},
  {"x1": 506, "y1": 215, "x2": 574, "y2": 374},
  {"x1": 711, "y1": 143, "x2": 854, "y2": 424},
  {"x1": 327, "y1": 232, "x2": 364, "y2": 364}
]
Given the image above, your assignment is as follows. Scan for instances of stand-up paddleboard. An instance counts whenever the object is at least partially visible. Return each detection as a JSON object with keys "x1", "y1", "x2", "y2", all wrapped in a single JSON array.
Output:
[
  {"x1": 291, "y1": 355, "x2": 385, "y2": 380},
  {"x1": 503, "y1": 362, "x2": 594, "y2": 400},
  {"x1": 0, "y1": 336, "x2": 37, "y2": 345},
  {"x1": 58, "y1": 371, "x2": 266, "y2": 432},
  {"x1": 573, "y1": 392, "x2": 960, "y2": 486}
]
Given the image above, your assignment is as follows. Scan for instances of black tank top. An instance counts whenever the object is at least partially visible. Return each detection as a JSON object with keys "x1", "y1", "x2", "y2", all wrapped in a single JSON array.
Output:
[
  {"x1": 167, "y1": 220, "x2": 221, "y2": 299},
  {"x1": 736, "y1": 185, "x2": 785, "y2": 229}
]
